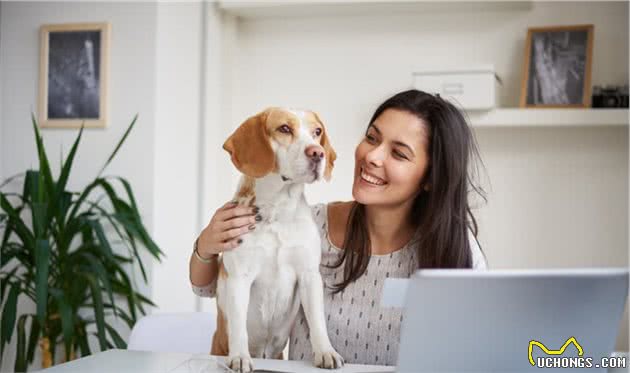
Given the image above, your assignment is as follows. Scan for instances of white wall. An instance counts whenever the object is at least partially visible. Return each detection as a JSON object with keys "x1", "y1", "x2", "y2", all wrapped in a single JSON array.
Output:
[
  {"x1": 224, "y1": 1, "x2": 629, "y2": 350},
  {"x1": 196, "y1": 4, "x2": 239, "y2": 314},
  {"x1": 0, "y1": 2, "x2": 161, "y2": 370},
  {"x1": 151, "y1": 2, "x2": 204, "y2": 314}
]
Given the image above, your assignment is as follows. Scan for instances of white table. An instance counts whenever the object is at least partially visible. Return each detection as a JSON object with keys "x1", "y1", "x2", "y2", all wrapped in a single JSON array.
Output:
[
  {"x1": 38, "y1": 349, "x2": 395, "y2": 373},
  {"x1": 37, "y1": 349, "x2": 629, "y2": 372}
]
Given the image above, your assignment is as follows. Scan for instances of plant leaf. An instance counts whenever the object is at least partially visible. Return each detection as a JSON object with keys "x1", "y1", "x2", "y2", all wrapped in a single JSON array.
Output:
[
  {"x1": 14, "y1": 314, "x2": 28, "y2": 372},
  {"x1": 0, "y1": 172, "x2": 25, "y2": 190},
  {"x1": 0, "y1": 268, "x2": 19, "y2": 300},
  {"x1": 88, "y1": 220, "x2": 114, "y2": 261},
  {"x1": 31, "y1": 113, "x2": 56, "y2": 210},
  {"x1": 49, "y1": 288, "x2": 74, "y2": 361},
  {"x1": 53, "y1": 191, "x2": 73, "y2": 245},
  {"x1": 110, "y1": 272, "x2": 137, "y2": 322},
  {"x1": 97, "y1": 114, "x2": 137, "y2": 178},
  {"x1": 111, "y1": 177, "x2": 139, "y2": 217},
  {"x1": 26, "y1": 315, "x2": 40, "y2": 364},
  {"x1": 0, "y1": 193, "x2": 35, "y2": 248},
  {"x1": 104, "y1": 323, "x2": 126, "y2": 349},
  {"x1": 22, "y1": 171, "x2": 39, "y2": 204},
  {"x1": 31, "y1": 202, "x2": 48, "y2": 240},
  {"x1": 80, "y1": 252, "x2": 115, "y2": 312},
  {"x1": 34, "y1": 239, "x2": 50, "y2": 326},
  {"x1": 56, "y1": 124, "x2": 83, "y2": 199},
  {"x1": 75, "y1": 319, "x2": 91, "y2": 357},
  {"x1": 84, "y1": 274, "x2": 107, "y2": 350},
  {"x1": 54, "y1": 124, "x2": 84, "y2": 232},
  {"x1": 1, "y1": 282, "x2": 19, "y2": 357}
]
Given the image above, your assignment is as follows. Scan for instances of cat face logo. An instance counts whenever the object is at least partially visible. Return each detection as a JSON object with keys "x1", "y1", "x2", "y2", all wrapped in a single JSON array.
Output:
[{"x1": 528, "y1": 336, "x2": 584, "y2": 366}]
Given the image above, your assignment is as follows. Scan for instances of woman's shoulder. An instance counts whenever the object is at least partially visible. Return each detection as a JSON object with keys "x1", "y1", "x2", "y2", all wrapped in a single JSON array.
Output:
[
  {"x1": 326, "y1": 201, "x2": 353, "y2": 249},
  {"x1": 327, "y1": 200, "x2": 353, "y2": 218},
  {"x1": 307, "y1": 201, "x2": 352, "y2": 248},
  {"x1": 309, "y1": 201, "x2": 352, "y2": 220}
]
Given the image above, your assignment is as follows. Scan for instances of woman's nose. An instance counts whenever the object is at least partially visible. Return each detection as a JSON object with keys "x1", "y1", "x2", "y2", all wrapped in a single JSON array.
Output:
[{"x1": 364, "y1": 146, "x2": 385, "y2": 167}]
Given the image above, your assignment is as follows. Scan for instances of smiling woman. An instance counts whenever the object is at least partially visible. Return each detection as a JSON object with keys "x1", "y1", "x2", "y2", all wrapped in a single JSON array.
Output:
[
  {"x1": 190, "y1": 90, "x2": 488, "y2": 366},
  {"x1": 327, "y1": 90, "x2": 488, "y2": 296}
]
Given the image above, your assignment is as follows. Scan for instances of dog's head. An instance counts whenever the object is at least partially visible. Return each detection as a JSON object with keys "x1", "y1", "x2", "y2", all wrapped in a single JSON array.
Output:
[{"x1": 223, "y1": 107, "x2": 336, "y2": 183}]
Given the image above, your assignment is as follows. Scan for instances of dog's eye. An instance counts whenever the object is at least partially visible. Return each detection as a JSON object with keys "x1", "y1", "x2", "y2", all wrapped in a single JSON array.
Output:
[
  {"x1": 277, "y1": 124, "x2": 292, "y2": 134},
  {"x1": 314, "y1": 128, "x2": 322, "y2": 137}
]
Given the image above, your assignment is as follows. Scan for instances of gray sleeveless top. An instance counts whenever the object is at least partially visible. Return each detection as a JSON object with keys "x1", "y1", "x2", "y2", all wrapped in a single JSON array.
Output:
[{"x1": 288, "y1": 203, "x2": 420, "y2": 365}]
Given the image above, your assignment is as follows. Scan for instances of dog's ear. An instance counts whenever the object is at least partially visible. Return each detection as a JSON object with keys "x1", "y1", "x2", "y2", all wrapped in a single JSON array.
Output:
[
  {"x1": 313, "y1": 112, "x2": 336, "y2": 181},
  {"x1": 223, "y1": 109, "x2": 276, "y2": 178}
]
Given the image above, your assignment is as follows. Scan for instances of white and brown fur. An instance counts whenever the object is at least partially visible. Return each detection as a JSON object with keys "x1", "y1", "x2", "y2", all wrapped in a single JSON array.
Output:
[{"x1": 211, "y1": 107, "x2": 342, "y2": 372}]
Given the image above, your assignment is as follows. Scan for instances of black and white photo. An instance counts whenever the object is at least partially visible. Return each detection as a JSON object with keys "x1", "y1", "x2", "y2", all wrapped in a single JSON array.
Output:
[
  {"x1": 39, "y1": 23, "x2": 110, "y2": 128},
  {"x1": 520, "y1": 25, "x2": 593, "y2": 108}
]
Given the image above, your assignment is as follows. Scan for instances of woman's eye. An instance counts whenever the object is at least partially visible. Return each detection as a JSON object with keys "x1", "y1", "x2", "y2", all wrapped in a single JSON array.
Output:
[
  {"x1": 365, "y1": 134, "x2": 376, "y2": 143},
  {"x1": 314, "y1": 128, "x2": 322, "y2": 137},
  {"x1": 394, "y1": 151, "x2": 408, "y2": 160},
  {"x1": 278, "y1": 124, "x2": 292, "y2": 134}
]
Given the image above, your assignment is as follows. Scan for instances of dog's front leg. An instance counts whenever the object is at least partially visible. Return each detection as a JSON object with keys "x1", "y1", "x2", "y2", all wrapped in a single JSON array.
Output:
[
  {"x1": 299, "y1": 270, "x2": 344, "y2": 369},
  {"x1": 224, "y1": 275, "x2": 255, "y2": 373}
]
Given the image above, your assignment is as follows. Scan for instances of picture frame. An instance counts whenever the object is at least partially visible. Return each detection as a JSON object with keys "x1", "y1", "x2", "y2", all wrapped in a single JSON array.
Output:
[
  {"x1": 39, "y1": 22, "x2": 111, "y2": 128},
  {"x1": 519, "y1": 24, "x2": 594, "y2": 108}
]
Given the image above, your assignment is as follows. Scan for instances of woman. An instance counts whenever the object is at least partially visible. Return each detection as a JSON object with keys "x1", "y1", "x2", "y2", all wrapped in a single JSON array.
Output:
[{"x1": 189, "y1": 89, "x2": 488, "y2": 366}]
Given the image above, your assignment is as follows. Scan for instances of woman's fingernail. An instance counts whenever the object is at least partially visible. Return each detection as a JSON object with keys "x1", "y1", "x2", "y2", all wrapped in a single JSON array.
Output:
[
  {"x1": 237, "y1": 238, "x2": 243, "y2": 244},
  {"x1": 255, "y1": 214, "x2": 262, "y2": 222},
  {"x1": 248, "y1": 225, "x2": 255, "y2": 230}
]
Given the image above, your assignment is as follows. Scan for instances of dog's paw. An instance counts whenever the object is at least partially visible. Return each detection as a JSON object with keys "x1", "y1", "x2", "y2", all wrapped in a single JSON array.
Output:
[
  {"x1": 227, "y1": 354, "x2": 254, "y2": 373},
  {"x1": 313, "y1": 349, "x2": 344, "y2": 369}
]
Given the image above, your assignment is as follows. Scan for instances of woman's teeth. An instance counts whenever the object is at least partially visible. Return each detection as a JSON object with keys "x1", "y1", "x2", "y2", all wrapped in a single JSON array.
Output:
[{"x1": 361, "y1": 168, "x2": 387, "y2": 186}]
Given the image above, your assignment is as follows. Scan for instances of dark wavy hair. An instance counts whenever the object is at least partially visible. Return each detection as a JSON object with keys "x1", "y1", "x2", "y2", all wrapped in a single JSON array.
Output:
[{"x1": 328, "y1": 89, "x2": 488, "y2": 293}]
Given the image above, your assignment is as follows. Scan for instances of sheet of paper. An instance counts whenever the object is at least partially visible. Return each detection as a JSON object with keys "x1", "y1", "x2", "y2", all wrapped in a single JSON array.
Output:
[
  {"x1": 380, "y1": 277, "x2": 410, "y2": 308},
  {"x1": 170, "y1": 356, "x2": 395, "y2": 373}
]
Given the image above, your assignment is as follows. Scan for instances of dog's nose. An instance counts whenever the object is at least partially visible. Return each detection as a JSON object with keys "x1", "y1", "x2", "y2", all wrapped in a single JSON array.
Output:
[{"x1": 305, "y1": 145, "x2": 324, "y2": 163}]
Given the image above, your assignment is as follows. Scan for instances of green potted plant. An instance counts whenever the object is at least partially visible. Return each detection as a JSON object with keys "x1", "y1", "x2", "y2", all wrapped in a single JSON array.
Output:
[{"x1": 0, "y1": 115, "x2": 163, "y2": 372}]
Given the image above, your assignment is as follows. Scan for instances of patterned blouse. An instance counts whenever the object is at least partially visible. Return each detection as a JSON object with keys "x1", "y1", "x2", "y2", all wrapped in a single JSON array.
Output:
[{"x1": 192, "y1": 203, "x2": 488, "y2": 365}]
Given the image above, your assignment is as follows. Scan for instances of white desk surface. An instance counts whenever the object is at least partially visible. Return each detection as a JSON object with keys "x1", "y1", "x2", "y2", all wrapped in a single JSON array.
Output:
[
  {"x1": 37, "y1": 349, "x2": 630, "y2": 373},
  {"x1": 38, "y1": 349, "x2": 395, "y2": 373}
]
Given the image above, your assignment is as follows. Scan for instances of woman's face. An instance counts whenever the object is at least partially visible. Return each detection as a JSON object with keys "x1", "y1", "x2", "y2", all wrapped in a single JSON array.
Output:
[{"x1": 352, "y1": 108, "x2": 430, "y2": 207}]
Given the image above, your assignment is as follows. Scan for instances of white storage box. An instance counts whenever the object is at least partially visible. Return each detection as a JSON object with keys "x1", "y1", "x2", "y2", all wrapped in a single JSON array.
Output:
[{"x1": 412, "y1": 66, "x2": 500, "y2": 110}]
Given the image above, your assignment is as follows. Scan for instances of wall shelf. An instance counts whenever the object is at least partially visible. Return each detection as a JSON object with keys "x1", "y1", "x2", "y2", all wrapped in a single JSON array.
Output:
[
  {"x1": 468, "y1": 108, "x2": 628, "y2": 128},
  {"x1": 217, "y1": 1, "x2": 533, "y2": 19}
]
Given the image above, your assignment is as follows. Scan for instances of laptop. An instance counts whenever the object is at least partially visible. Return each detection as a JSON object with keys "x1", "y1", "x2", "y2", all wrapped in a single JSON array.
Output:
[{"x1": 394, "y1": 268, "x2": 629, "y2": 372}]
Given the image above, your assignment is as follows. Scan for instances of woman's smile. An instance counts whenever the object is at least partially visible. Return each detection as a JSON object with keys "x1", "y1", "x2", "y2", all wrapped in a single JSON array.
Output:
[{"x1": 359, "y1": 166, "x2": 388, "y2": 187}]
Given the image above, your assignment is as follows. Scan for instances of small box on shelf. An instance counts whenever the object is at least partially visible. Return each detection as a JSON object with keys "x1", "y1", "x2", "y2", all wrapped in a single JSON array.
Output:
[{"x1": 412, "y1": 65, "x2": 501, "y2": 111}]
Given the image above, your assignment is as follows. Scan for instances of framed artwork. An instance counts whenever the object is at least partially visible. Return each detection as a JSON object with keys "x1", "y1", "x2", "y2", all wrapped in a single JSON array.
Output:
[
  {"x1": 520, "y1": 24, "x2": 594, "y2": 108},
  {"x1": 39, "y1": 23, "x2": 110, "y2": 128}
]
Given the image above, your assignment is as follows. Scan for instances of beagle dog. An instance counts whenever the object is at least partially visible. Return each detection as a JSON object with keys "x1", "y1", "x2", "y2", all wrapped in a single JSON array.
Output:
[{"x1": 211, "y1": 107, "x2": 343, "y2": 372}]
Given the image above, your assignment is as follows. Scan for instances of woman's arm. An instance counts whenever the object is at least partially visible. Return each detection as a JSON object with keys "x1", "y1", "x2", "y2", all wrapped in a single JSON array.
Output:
[
  {"x1": 189, "y1": 239, "x2": 220, "y2": 287},
  {"x1": 189, "y1": 201, "x2": 259, "y2": 297}
]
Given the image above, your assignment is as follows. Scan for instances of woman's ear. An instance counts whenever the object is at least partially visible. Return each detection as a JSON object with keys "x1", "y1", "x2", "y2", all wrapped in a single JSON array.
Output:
[
  {"x1": 313, "y1": 112, "x2": 337, "y2": 181},
  {"x1": 223, "y1": 109, "x2": 276, "y2": 178}
]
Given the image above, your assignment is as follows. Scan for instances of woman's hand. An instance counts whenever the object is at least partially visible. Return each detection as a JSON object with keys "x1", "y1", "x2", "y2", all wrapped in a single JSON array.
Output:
[{"x1": 196, "y1": 201, "x2": 259, "y2": 259}]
